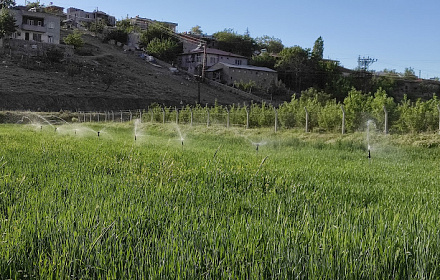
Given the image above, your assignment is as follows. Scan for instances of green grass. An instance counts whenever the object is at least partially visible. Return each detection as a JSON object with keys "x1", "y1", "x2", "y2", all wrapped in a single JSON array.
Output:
[{"x1": 1, "y1": 123, "x2": 440, "y2": 279}]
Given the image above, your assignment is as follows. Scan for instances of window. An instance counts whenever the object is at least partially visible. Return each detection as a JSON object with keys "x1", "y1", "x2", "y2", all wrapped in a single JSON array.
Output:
[
  {"x1": 28, "y1": 19, "x2": 34, "y2": 25},
  {"x1": 48, "y1": 22, "x2": 55, "y2": 29},
  {"x1": 33, "y1": 33, "x2": 42, "y2": 42},
  {"x1": 25, "y1": 32, "x2": 30, "y2": 40},
  {"x1": 235, "y1": 59, "x2": 242, "y2": 65},
  {"x1": 37, "y1": 21, "x2": 42, "y2": 26},
  {"x1": 210, "y1": 57, "x2": 217, "y2": 64},
  {"x1": 196, "y1": 54, "x2": 201, "y2": 63},
  {"x1": 48, "y1": 36, "x2": 53, "y2": 43}
]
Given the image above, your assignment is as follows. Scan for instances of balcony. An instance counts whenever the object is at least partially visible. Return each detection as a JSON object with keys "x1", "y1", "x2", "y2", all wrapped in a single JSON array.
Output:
[{"x1": 21, "y1": 24, "x2": 46, "y2": 33}]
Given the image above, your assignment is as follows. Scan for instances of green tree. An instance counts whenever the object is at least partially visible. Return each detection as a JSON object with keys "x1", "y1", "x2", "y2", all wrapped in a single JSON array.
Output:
[
  {"x1": 250, "y1": 52, "x2": 276, "y2": 69},
  {"x1": 0, "y1": 8, "x2": 16, "y2": 39},
  {"x1": 213, "y1": 29, "x2": 257, "y2": 57},
  {"x1": 404, "y1": 67, "x2": 417, "y2": 80},
  {"x1": 312, "y1": 36, "x2": 324, "y2": 60},
  {"x1": 0, "y1": 0, "x2": 15, "y2": 9},
  {"x1": 89, "y1": 19, "x2": 106, "y2": 34},
  {"x1": 190, "y1": 25, "x2": 203, "y2": 35},
  {"x1": 146, "y1": 37, "x2": 181, "y2": 62},
  {"x1": 63, "y1": 31, "x2": 84, "y2": 49},
  {"x1": 343, "y1": 88, "x2": 373, "y2": 131},
  {"x1": 255, "y1": 35, "x2": 284, "y2": 53},
  {"x1": 276, "y1": 46, "x2": 312, "y2": 92},
  {"x1": 116, "y1": 19, "x2": 139, "y2": 33}
]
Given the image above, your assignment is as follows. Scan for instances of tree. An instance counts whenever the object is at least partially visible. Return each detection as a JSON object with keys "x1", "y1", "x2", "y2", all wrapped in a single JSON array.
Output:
[
  {"x1": 312, "y1": 36, "x2": 324, "y2": 60},
  {"x1": 146, "y1": 37, "x2": 181, "y2": 63},
  {"x1": 116, "y1": 19, "x2": 139, "y2": 33},
  {"x1": 190, "y1": 25, "x2": 203, "y2": 35},
  {"x1": 0, "y1": 0, "x2": 15, "y2": 9},
  {"x1": 0, "y1": 8, "x2": 16, "y2": 39},
  {"x1": 250, "y1": 52, "x2": 277, "y2": 69},
  {"x1": 213, "y1": 29, "x2": 257, "y2": 57},
  {"x1": 63, "y1": 31, "x2": 84, "y2": 49},
  {"x1": 276, "y1": 46, "x2": 312, "y2": 92},
  {"x1": 404, "y1": 67, "x2": 417, "y2": 80},
  {"x1": 89, "y1": 19, "x2": 106, "y2": 34},
  {"x1": 255, "y1": 35, "x2": 284, "y2": 54}
]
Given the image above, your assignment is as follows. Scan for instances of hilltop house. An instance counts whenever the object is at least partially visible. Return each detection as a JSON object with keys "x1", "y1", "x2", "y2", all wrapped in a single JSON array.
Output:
[
  {"x1": 66, "y1": 7, "x2": 116, "y2": 28},
  {"x1": 129, "y1": 16, "x2": 178, "y2": 32},
  {"x1": 9, "y1": 7, "x2": 61, "y2": 44},
  {"x1": 205, "y1": 62, "x2": 278, "y2": 89},
  {"x1": 179, "y1": 47, "x2": 248, "y2": 76}
]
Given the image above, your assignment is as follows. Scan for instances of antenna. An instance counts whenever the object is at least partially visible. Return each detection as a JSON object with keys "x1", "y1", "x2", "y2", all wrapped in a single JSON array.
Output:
[{"x1": 358, "y1": 56, "x2": 377, "y2": 71}]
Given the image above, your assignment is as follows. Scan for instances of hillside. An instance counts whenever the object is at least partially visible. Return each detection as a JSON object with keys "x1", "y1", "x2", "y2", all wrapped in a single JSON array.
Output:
[{"x1": 0, "y1": 32, "x2": 268, "y2": 111}]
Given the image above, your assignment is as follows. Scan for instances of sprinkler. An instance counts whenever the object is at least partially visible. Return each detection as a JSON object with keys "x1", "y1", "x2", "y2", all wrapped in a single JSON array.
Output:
[
  {"x1": 75, "y1": 129, "x2": 77, "y2": 135},
  {"x1": 256, "y1": 143, "x2": 259, "y2": 152},
  {"x1": 54, "y1": 127, "x2": 57, "y2": 132},
  {"x1": 40, "y1": 126, "x2": 43, "y2": 130},
  {"x1": 97, "y1": 131, "x2": 100, "y2": 137},
  {"x1": 135, "y1": 135, "x2": 137, "y2": 141}
]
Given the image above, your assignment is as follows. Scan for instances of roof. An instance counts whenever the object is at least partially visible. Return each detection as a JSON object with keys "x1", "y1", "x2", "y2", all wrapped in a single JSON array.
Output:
[
  {"x1": 185, "y1": 47, "x2": 246, "y2": 59},
  {"x1": 206, "y1": 62, "x2": 277, "y2": 73}
]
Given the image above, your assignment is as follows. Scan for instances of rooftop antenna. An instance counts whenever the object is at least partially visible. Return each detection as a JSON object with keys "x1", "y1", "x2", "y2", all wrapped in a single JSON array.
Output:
[{"x1": 358, "y1": 56, "x2": 377, "y2": 71}]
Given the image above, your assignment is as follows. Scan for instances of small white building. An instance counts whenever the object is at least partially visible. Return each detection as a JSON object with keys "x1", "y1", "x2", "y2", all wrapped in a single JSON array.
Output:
[{"x1": 9, "y1": 7, "x2": 61, "y2": 44}]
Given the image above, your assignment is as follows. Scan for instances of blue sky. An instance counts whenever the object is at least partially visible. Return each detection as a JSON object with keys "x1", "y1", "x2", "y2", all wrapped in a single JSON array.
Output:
[{"x1": 38, "y1": 0, "x2": 440, "y2": 78}]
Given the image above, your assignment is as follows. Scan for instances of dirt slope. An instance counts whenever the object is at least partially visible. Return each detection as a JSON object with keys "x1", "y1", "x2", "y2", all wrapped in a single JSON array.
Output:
[{"x1": 0, "y1": 32, "x2": 262, "y2": 111}]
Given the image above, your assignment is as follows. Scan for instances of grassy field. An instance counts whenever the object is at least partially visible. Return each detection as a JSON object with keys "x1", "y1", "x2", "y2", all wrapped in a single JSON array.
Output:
[{"x1": 1, "y1": 122, "x2": 440, "y2": 279}]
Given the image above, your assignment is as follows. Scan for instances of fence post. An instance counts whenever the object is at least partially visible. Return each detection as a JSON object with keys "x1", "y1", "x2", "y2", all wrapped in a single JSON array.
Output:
[
  {"x1": 83, "y1": 112, "x2": 86, "y2": 122},
  {"x1": 129, "y1": 110, "x2": 132, "y2": 122},
  {"x1": 226, "y1": 107, "x2": 230, "y2": 128},
  {"x1": 190, "y1": 107, "x2": 193, "y2": 126},
  {"x1": 97, "y1": 112, "x2": 100, "y2": 122},
  {"x1": 341, "y1": 105, "x2": 345, "y2": 135},
  {"x1": 162, "y1": 107, "x2": 165, "y2": 124},
  {"x1": 274, "y1": 108, "x2": 278, "y2": 133},
  {"x1": 383, "y1": 105, "x2": 388, "y2": 134},
  {"x1": 89, "y1": 112, "x2": 92, "y2": 122},
  {"x1": 207, "y1": 108, "x2": 210, "y2": 127},
  {"x1": 150, "y1": 109, "x2": 154, "y2": 123},
  {"x1": 105, "y1": 111, "x2": 107, "y2": 122},
  {"x1": 304, "y1": 107, "x2": 309, "y2": 133},
  {"x1": 120, "y1": 111, "x2": 123, "y2": 123},
  {"x1": 246, "y1": 106, "x2": 249, "y2": 129}
]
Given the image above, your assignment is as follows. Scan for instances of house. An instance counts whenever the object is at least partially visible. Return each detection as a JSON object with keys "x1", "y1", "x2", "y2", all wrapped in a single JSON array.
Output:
[
  {"x1": 9, "y1": 7, "x2": 61, "y2": 44},
  {"x1": 66, "y1": 7, "x2": 116, "y2": 28},
  {"x1": 129, "y1": 16, "x2": 178, "y2": 32},
  {"x1": 205, "y1": 62, "x2": 278, "y2": 89},
  {"x1": 179, "y1": 47, "x2": 248, "y2": 76}
]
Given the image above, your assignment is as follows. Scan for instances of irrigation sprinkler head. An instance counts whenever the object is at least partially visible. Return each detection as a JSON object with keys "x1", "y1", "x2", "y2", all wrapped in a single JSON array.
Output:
[
  {"x1": 135, "y1": 135, "x2": 137, "y2": 141},
  {"x1": 40, "y1": 126, "x2": 43, "y2": 130},
  {"x1": 75, "y1": 129, "x2": 77, "y2": 135},
  {"x1": 256, "y1": 144, "x2": 259, "y2": 152},
  {"x1": 368, "y1": 149, "x2": 371, "y2": 159},
  {"x1": 97, "y1": 131, "x2": 100, "y2": 137},
  {"x1": 54, "y1": 127, "x2": 57, "y2": 132}
]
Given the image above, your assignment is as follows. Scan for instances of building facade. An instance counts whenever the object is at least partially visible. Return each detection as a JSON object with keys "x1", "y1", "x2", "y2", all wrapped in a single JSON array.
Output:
[
  {"x1": 10, "y1": 8, "x2": 61, "y2": 44},
  {"x1": 66, "y1": 7, "x2": 116, "y2": 28},
  {"x1": 205, "y1": 62, "x2": 278, "y2": 89},
  {"x1": 179, "y1": 47, "x2": 248, "y2": 76}
]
